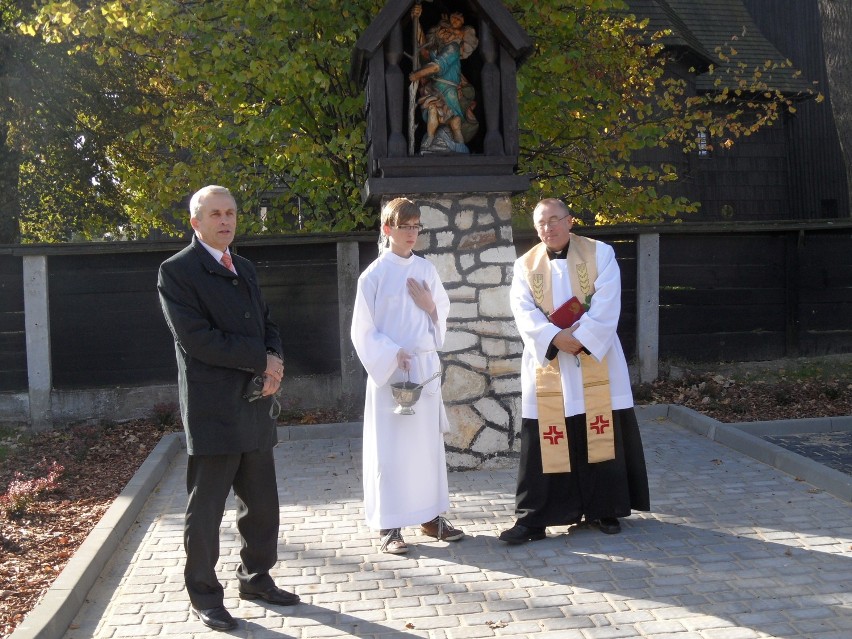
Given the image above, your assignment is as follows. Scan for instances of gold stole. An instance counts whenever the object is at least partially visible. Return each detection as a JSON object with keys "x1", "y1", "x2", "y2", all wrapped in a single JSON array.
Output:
[{"x1": 520, "y1": 237, "x2": 616, "y2": 473}]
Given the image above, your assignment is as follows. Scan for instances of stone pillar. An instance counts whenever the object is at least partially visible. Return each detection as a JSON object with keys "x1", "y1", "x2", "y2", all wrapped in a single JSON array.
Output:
[
  {"x1": 388, "y1": 194, "x2": 523, "y2": 470},
  {"x1": 23, "y1": 255, "x2": 53, "y2": 431}
]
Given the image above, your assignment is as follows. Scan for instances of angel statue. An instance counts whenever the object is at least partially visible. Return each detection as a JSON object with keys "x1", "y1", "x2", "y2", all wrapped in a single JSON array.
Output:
[{"x1": 408, "y1": 5, "x2": 479, "y2": 154}]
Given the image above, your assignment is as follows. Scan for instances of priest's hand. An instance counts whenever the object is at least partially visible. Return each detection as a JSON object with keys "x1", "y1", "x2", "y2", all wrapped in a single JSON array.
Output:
[
  {"x1": 397, "y1": 349, "x2": 412, "y2": 372},
  {"x1": 552, "y1": 326, "x2": 585, "y2": 356},
  {"x1": 407, "y1": 278, "x2": 438, "y2": 322}
]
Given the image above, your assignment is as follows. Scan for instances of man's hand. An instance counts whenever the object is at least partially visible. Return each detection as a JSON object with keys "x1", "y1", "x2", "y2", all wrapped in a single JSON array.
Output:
[
  {"x1": 261, "y1": 374, "x2": 281, "y2": 397},
  {"x1": 263, "y1": 353, "x2": 284, "y2": 396},
  {"x1": 552, "y1": 326, "x2": 585, "y2": 356}
]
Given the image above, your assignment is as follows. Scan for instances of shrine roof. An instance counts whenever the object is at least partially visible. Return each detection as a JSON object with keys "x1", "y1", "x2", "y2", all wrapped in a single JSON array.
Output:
[{"x1": 350, "y1": 0, "x2": 533, "y2": 86}]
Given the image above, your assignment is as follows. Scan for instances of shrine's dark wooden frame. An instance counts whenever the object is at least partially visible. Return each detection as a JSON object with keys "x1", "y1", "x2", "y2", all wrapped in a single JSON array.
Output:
[{"x1": 350, "y1": 0, "x2": 533, "y2": 204}]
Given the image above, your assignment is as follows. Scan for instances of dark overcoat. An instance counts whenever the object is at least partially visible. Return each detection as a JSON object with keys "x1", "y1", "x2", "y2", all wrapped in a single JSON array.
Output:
[{"x1": 158, "y1": 236, "x2": 283, "y2": 455}]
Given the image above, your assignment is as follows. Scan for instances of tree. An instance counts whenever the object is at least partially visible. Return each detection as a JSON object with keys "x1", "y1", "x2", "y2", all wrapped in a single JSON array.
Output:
[
  {"x1": 1, "y1": 0, "x2": 36, "y2": 243},
  {"x1": 2, "y1": 0, "x2": 163, "y2": 242},
  {"x1": 31, "y1": 0, "x2": 384, "y2": 237},
  {"x1": 20, "y1": 0, "x2": 810, "y2": 240},
  {"x1": 817, "y1": 0, "x2": 852, "y2": 210}
]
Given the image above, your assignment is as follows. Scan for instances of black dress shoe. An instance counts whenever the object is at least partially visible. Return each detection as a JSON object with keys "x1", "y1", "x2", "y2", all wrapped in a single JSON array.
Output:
[
  {"x1": 192, "y1": 605, "x2": 237, "y2": 631},
  {"x1": 498, "y1": 523, "x2": 547, "y2": 545},
  {"x1": 239, "y1": 585, "x2": 300, "y2": 606},
  {"x1": 595, "y1": 517, "x2": 622, "y2": 534}
]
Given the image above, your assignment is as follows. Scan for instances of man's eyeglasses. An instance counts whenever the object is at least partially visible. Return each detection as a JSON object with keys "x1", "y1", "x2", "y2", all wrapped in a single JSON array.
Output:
[
  {"x1": 395, "y1": 224, "x2": 424, "y2": 232},
  {"x1": 534, "y1": 214, "x2": 571, "y2": 231}
]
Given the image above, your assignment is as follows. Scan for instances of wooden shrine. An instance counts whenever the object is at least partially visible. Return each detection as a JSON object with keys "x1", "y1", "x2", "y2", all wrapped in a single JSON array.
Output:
[{"x1": 350, "y1": 0, "x2": 533, "y2": 204}]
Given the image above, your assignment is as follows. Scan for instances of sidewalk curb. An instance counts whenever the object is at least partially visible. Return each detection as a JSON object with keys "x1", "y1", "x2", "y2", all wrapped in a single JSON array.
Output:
[
  {"x1": 650, "y1": 404, "x2": 852, "y2": 502},
  {"x1": 9, "y1": 432, "x2": 184, "y2": 639}
]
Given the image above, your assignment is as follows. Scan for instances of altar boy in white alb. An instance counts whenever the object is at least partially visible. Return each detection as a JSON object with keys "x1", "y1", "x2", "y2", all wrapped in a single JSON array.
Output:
[{"x1": 351, "y1": 197, "x2": 464, "y2": 555}]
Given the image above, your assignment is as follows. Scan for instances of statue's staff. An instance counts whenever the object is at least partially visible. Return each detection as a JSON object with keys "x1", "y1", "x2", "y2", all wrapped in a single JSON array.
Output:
[{"x1": 408, "y1": 1, "x2": 429, "y2": 155}]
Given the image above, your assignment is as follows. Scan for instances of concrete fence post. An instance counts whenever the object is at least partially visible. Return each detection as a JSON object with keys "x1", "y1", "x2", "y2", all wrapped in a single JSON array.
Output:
[
  {"x1": 337, "y1": 241, "x2": 363, "y2": 409},
  {"x1": 23, "y1": 254, "x2": 53, "y2": 431},
  {"x1": 636, "y1": 233, "x2": 660, "y2": 383}
]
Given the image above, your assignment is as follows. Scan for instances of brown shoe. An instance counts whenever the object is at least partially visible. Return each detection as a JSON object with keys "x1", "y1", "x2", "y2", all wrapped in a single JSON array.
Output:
[
  {"x1": 379, "y1": 528, "x2": 409, "y2": 554},
  {"x1": 420, "y1": 516, "x2": 464, "y2": 541}
]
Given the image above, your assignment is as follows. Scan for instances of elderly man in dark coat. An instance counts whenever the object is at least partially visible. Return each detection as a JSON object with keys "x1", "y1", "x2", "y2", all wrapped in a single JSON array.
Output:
[{"x1": 158, "y1": 185, "x2": 297, "y2": 631}]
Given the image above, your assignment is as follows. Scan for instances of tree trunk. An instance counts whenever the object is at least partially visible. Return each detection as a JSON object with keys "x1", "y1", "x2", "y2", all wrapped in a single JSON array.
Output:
[
  {"x1": 0, "y1": 34, "x2": 21, "y2": 244},
  {"x1": 0, "y1": 131, "x2": 22, "y2": 244},
  {"x1": 818, "y1": 0, "x2": 852, "y2": 212}
]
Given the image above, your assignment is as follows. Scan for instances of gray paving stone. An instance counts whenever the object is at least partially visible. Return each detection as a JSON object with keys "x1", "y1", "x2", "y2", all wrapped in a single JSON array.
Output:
[
  {"x1": 111, "y1": 625, "x2": 163, "y2": 638},
  {"x1": 634, "y1": 620, "x2": 688, "y2": 634},
  {"x1": 11, "y1": 415, "x2": 844, "y2": 639},
  {"x1": 442, "y1": 626, "x2": 494, "y2": 638},
  {"x1": 579, "y1": 625, "x2": 639, "y2": 638},
  {"x1": 699, "y1": 630, "x2": 761, "y2": 639}
]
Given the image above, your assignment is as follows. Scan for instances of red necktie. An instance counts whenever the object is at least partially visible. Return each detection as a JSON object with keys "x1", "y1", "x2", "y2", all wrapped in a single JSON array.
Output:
[{"x1": 220, "y1": 252, "x2": 236, "y2": 273}]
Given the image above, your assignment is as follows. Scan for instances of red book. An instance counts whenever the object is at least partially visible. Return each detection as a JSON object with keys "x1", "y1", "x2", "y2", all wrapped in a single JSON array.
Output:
[{"x1": 548, "y1": 296, "x2": 586, "y2": 329}]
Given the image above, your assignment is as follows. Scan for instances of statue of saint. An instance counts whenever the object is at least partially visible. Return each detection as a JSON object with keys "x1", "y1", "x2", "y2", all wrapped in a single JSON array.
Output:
[{"x1": 409, "y1": 6, "x2": 479, "y2": 154}]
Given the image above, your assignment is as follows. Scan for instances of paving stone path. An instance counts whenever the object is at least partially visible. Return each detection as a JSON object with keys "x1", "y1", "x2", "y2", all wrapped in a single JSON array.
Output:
[{"x1": 62, "y1": 412, "x2": 852, "y2": 639}]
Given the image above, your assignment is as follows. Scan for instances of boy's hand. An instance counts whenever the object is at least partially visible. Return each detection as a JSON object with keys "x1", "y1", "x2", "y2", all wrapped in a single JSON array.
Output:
[
  {"x1": 397, "y1": 349, "x2": 412, "y2": 372},
  {"x1": 407, "y1": 278, "x2": 437, "y2": 316}
]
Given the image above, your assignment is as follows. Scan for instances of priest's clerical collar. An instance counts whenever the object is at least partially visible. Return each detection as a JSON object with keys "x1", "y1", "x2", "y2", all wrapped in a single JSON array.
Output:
[{"x1": 547, "y1": 242, "x2": 570, "y2": 260}]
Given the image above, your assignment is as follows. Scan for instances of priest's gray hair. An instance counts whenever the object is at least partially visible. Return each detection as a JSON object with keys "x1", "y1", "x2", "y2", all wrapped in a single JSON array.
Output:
[
  {"x1": 532, "y1": 198, "x2": 572, "y2": 219},
  {"x1": 190, "y1": 185, "x2": 234, "y2": 219}
]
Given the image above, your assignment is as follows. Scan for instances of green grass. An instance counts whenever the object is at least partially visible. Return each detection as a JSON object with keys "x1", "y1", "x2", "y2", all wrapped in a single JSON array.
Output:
[{"x1": 663, "y1": 354, "x2": 852, "y2": 385}]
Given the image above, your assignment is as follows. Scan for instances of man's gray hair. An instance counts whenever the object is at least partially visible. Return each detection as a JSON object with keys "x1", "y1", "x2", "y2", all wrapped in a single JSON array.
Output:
[{"x1": 189, "y1": 185, "x2": 233, "y2": 219}]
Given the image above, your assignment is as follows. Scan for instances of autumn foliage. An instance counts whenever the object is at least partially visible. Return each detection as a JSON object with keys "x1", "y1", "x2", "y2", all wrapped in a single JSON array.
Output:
[{"x1": 10, "y1": 1, "x2": 816, "y2": 240}]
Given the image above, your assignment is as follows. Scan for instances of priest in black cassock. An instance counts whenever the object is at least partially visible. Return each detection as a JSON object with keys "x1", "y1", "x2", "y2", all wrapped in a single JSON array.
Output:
[{"x1": 500, "y1": 198, "x2": 650, "y2": 544}]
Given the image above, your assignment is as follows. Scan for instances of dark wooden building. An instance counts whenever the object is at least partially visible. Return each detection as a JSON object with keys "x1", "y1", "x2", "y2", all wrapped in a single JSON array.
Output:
[
  {"x1": 741, "y1": 0, "x2": 849, "y2": 220},
  {"x1": 628, "y1": 0, "x2": 849, "y2": 222}
]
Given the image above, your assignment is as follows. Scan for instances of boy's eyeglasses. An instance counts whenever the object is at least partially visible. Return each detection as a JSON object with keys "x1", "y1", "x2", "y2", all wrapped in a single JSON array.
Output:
[{"x1": 395, "y1": 224, "x2": 424, "y2": 232}]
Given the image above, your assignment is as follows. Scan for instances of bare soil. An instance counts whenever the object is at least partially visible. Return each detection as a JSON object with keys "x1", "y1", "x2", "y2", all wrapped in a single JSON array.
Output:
[
  {"x1": 634, "y1": 354, "x2": 852, "y2": 422},
  {"x1": 2, "y1": 356, "x2": 851, "y2": 637}
]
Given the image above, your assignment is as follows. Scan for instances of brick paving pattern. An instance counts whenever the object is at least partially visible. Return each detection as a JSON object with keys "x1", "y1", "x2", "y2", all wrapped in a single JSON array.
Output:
[{"x1": 64, "y1": 415, "x2": 852, "y2": 639}]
